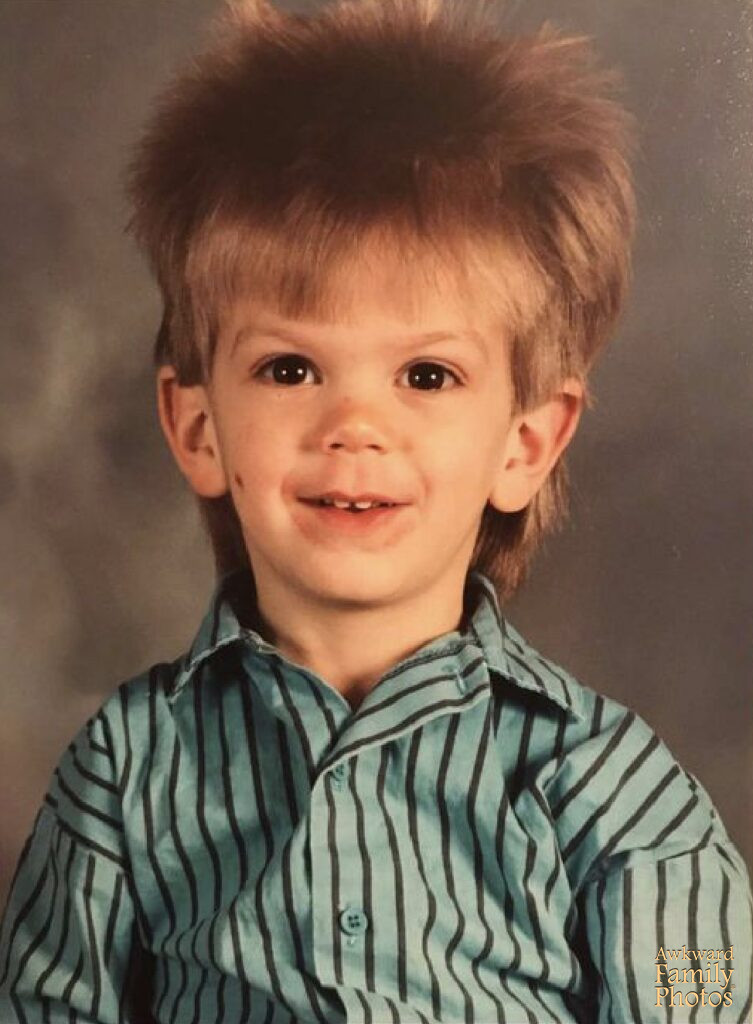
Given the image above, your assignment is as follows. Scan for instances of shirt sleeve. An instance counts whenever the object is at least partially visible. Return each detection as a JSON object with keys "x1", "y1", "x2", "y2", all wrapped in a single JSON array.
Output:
[
  {"x1": 579, "y1": 825, "x2": 753, "y2": 1024},
  {"x1": 0, "y1": 710, "x2": 142, "y2": 1023}
]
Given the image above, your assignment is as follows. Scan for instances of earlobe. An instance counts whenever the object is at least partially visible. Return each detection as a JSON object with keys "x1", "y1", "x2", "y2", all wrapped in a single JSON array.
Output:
[
  {"x1": 489, "y1": 379, "x2": 584, "y2": 513},
  {"x1": 156, "y1": 366, "x2": 228, "y2": 498}
]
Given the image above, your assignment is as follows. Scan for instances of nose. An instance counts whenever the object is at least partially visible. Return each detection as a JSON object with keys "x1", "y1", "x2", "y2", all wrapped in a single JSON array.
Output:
[{"x1": 317, "y1": 399, "x2": 393, "y2": 455}]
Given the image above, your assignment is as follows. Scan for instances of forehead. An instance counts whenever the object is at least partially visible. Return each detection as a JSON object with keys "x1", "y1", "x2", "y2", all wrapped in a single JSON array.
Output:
[
  {"x1": 219, "y1": 232, "x2": 526, "y2": 343},
  {"x1": 219, "y1": 262, "x2": 498, "y2": 370}
]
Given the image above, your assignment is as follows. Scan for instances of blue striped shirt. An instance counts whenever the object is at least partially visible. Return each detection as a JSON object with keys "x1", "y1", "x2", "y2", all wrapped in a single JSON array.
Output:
[{"x1": 0, "y1": 571, "x2": 751, "y2": 1023}]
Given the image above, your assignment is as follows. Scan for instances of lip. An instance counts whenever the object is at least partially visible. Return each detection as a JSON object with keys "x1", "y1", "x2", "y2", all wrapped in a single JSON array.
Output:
[
  {"x1": 294, "y1": 494, "x2": 412, "y2": 536},
  {"x1": 299, "y1": 490, "x2": 411, "y2": 507}
]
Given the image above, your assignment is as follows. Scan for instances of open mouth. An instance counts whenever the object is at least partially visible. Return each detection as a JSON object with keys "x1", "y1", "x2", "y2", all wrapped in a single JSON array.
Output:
[
  {"x1": 300, "y1": 491, "x2": 406, "y2": 513},
  {"x1": 295, "y1": 493, "x2": 410, "y2": 535},
  {"x1": 308, "y1": 497, "x2": 398, "y2": 513}
]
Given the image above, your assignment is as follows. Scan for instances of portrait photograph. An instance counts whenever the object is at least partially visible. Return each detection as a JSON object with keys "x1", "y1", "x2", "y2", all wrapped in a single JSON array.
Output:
[{"x1": 0, "y1": 1, "x2": 751, "y2": 1021}]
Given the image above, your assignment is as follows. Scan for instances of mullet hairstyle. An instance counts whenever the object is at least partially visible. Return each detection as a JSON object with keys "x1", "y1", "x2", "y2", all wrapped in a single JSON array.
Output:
[{"x1": 128, "y1": 0, "x2": 636, "y2": 600}]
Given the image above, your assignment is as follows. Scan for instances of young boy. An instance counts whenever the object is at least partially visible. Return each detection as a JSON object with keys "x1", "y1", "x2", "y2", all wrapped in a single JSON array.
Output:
[{"x1": 1, "y1": 1, "x2": 750, "y2": 1022}]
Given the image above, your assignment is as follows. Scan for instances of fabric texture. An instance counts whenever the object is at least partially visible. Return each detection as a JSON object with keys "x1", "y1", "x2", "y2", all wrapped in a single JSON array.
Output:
[{"x1": 0, "y1": 571, "x2": 750, "y2": 1023}]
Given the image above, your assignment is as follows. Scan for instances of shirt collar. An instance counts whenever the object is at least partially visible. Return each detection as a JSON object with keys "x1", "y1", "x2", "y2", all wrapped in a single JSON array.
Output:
[
  {"x1": 168, "y1": 569, "x2": 583, "y2": 720},
  {"x1": 468, "y1": 573, "x2": 584, "y2": 720}
]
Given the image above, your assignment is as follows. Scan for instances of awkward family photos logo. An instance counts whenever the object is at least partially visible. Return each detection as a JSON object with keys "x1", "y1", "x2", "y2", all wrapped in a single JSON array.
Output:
[{"x1": 655, "y1": 945, "x2": 735, "y2": 1009}]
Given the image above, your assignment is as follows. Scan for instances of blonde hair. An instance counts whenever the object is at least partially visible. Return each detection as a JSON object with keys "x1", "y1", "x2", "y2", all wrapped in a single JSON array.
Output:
[{"x1": 129, "y1": 0, "x2": 635, "y2": 598}]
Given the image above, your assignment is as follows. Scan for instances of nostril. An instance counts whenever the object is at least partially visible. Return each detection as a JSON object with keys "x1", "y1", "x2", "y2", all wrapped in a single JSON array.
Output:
[{"x1": 326, "y1": 439, "x2": 383, "y2": 453}]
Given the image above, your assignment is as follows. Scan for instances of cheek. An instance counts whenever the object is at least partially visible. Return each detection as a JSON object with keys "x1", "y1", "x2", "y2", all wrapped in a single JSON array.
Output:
[
  {"x1": 223, "y1": 417, "x2": 292, "y2": 501},
  {"x1": 423, "y1": 419, "x2": 508, "y2": 509},
  {"x1": 425, "y1": 419, "x2": 497, "y2": 478}
]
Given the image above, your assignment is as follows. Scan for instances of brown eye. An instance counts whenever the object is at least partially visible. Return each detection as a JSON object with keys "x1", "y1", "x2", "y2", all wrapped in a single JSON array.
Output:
[
  {"x1": 403, "y1": 362, "x2": 460, "y2": 391},
  {"x1": 258, "y1": 355, "x2": 315, "y2": 385}
]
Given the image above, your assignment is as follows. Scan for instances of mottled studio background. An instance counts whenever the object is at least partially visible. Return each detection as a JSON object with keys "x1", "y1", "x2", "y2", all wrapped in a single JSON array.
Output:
[{"x1": 1, "y1": 0, "x2": 751, "y2": 906}]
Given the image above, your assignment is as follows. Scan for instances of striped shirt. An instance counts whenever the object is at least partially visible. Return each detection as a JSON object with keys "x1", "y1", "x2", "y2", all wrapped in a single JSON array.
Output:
[{"x1": 0, "y1": 570, "x2": 750, "y2": 1024}]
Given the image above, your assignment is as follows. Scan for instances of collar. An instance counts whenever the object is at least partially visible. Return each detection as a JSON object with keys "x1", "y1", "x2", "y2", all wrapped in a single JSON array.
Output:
[{"x1": 168, "y1": 570, "x2": 584, "y2": 721}]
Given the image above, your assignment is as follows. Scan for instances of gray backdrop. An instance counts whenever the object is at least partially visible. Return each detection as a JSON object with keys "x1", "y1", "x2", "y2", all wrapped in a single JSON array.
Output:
[{"x1": 1, "y1": 0, "x2": 751, "y2": 906}]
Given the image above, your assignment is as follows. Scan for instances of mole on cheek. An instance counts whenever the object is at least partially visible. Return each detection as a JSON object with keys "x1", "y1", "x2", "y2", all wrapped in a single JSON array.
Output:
[{"x1": 233, "y1": 473, "x2": 244, "y2": 490}]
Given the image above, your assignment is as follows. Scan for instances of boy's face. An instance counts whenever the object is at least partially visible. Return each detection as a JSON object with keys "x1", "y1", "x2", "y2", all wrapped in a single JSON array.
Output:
[{"x1": 161, "y1": 256, "x2": 581, "y2": 616}]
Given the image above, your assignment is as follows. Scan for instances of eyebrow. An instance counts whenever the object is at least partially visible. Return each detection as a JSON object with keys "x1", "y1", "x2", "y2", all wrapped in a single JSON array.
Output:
[{"x1": 231, "y1": 324, "x2": 488, "y2": 357}]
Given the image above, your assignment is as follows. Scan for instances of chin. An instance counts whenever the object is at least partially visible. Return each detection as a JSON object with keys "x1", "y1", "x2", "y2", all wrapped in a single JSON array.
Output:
[{"x1": 296, "y1": 562, "x2": 408, "y2": 609}]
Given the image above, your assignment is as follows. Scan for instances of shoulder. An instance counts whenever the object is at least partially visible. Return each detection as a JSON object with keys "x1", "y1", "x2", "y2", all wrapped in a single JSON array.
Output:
[
  {"x1": 501, "y1": 622, "x2": 737, "y2": 890},
  {"x1": 47, "y1": 660, "x2": 181, "y2": 858},
  {"x1": 96, "y1": 660, "x2": 181, "y2": 760},
  {"x1": 45, "y1": 569, "x2": 251, "y2": 847}
]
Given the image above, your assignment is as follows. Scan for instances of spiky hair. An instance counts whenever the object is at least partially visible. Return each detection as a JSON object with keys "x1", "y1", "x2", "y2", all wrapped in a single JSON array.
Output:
[{"x1": 129, "y1": 0, "x2": 636, "y2": 598}]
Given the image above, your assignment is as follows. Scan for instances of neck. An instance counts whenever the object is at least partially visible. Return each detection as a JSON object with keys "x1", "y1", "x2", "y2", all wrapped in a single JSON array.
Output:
[{"x1": 249, "y1": 573, "x2": 469, "y2": 710}]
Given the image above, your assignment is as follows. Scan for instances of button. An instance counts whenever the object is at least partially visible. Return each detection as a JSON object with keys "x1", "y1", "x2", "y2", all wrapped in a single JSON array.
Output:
[
  {"x1": 329, "y1": 762, "x2": 350, "y2": 790},
  {"x1": 339, "y1": 907, "x2": 368, "y2": 937}
]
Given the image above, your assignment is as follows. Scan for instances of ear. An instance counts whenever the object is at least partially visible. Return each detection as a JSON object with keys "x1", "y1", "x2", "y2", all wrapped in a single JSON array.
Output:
[
  {"x1": 156, "y1": 366, "x2": 228, "y2": 498},
  {"x1": 489, "y1": 378, "x2": 584, "y2": 513}
]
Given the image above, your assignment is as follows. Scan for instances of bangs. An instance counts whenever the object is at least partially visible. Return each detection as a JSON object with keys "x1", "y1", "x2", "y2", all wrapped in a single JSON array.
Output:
[{"x1": 175, "y1": 209, "x2": 551, "y2": 382}]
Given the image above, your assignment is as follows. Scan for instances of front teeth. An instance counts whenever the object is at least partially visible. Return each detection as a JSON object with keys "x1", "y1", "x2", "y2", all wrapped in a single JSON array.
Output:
[{"x1": 319, "y1": 498, "x2": 390, "y2": 510}]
